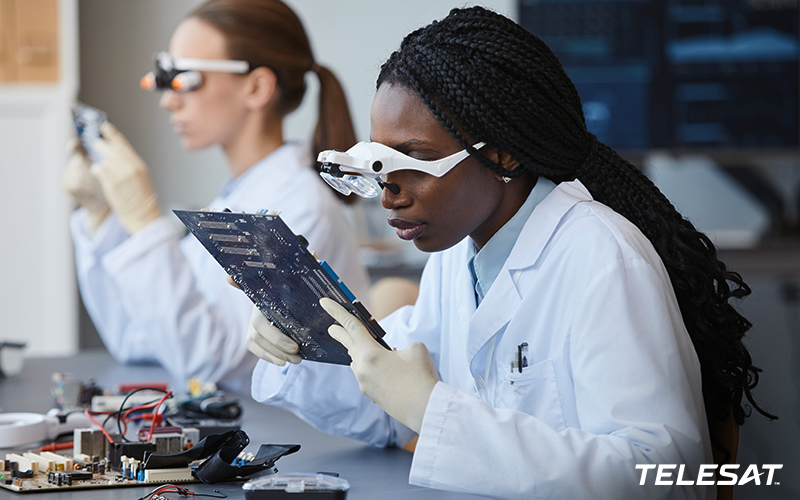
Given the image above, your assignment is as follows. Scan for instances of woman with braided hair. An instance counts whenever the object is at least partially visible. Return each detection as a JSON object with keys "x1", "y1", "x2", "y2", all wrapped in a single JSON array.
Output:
[{"x1": 247, "y1": 6, "x2": 772, "y2": 498}]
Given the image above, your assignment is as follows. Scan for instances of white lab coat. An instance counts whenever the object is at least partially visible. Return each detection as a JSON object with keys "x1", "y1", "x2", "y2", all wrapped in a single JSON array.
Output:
[
  {"x1": 252, "y1": 179, "x2": 714, "y2": 499},
  {"x1": 71, "y1": 143, "x2": 370, "y2": 391}
]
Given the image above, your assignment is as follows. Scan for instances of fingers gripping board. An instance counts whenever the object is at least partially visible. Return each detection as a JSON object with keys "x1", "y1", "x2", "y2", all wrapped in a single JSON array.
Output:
[{"x1": 173, "y1": 210, "x2": 389, "y2": 365}]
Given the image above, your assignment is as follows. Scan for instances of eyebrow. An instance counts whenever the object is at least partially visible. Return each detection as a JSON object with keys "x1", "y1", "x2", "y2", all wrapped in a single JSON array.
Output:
[{"x1": 368, "y1": 138, "x2": 434, "y2": 151}]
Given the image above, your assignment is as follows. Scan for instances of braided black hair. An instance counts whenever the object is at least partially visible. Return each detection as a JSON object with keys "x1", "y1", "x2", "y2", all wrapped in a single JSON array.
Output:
[{"x1": 378, "y1": 6, "x2": 775, "y2": 446}]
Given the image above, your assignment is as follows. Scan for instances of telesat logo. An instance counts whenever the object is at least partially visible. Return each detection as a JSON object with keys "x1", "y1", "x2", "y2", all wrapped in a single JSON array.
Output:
[{"x1": 636, "y1": 464, "x2": 783, "y2": 486}]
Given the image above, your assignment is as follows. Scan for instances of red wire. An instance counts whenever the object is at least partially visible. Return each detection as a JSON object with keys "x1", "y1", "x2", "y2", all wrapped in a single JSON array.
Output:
[
  {"x1": 83, "y1": 409, "x2": 128, "y2": 441},
  {"x1": 122, "y1": 400, "x2": 162, "y2": 421},
  {"x1": 40, "y1": 442, "x2": 73, "y2": 452},
  {"x1": 151, "y1": 484, "x2": 193, "y2": 497},
  {"x1": 146, "y1": 391, "x2": 173, "y2": 442},
  {"x1": 84, "y1": 410, "x2": 115, "y2": 444}
]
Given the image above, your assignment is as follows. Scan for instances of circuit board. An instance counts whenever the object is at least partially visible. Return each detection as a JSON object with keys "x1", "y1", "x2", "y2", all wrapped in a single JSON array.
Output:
[
  {"x1": 174, "y1": 210, "x2": 389, "y2": 365},
  {"x1": 0, "y1": 453, "x2": 198, "y2": 494},
  {"x1": 0, "y1": 450, "x2": 276, "y2": 494},
  {"x1": 72, "y1": 102, "x2": 107, "y2": 164}
]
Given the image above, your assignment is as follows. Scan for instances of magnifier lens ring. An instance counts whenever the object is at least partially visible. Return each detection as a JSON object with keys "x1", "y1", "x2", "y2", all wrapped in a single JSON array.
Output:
[
  {"x1": 342, "y1": 175, "x2": 380, "y2": 198},
  {"x1": 320, "y1": 172, "x2": 353, "y2": 196},
  {"x1": 172, "y1": 71, "x2": 203, "y2": 92}
]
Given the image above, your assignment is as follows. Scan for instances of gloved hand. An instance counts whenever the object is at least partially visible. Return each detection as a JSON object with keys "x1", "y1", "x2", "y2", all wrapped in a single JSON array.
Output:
[
  {"x1": 245, "y1": 305, "x2": 302, "y2": 366},
  {"x1": 320, "y1": 298, "x2": 439, "y2": 433},
  {"x1": 90, "y1": 122, "x2": 161, "y2": 234},
  {"x1": 63, "y1": 138, "x2": 110, "y2": 233}
]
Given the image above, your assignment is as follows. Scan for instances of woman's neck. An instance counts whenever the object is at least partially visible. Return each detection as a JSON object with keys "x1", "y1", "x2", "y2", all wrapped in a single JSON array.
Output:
[{"x1": 222, "y1": 116, "x2": 284, "y2": 178}]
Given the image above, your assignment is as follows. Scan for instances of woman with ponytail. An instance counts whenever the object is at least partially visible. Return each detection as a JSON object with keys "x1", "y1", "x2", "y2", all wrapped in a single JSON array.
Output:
[
  {"x1": 246, "y1": 6, "x2": 776, "y2": 499},
  {"x1": 64, "y1": 0, "x2": 369, "y2": 389}
]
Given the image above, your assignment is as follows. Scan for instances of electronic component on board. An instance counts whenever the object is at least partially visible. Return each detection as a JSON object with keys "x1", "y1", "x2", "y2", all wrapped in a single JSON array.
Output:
[
  {"x1": 174, "y1": 210, "x2": 390, "y2": 365},
  {"x1": 107, "y1": 442, "x2": 157, "y2": 471}
]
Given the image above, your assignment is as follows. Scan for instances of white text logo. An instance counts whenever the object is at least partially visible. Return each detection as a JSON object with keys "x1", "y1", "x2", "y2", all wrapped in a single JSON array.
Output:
[{"x1": 635, "y1": 464, "x2": 783, "y2": 486}]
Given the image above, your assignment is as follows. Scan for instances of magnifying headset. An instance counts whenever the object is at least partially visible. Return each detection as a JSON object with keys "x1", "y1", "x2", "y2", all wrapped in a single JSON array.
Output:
[
  {"x1": 140, "y1": 51, "x2": 251, "y2": 93},
  {"x1": 317, "y1": 141, "x2": 485, "y2": 198}
]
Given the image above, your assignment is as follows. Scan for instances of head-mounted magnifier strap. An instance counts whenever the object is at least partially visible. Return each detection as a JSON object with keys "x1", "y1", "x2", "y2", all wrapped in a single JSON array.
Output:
[
  {"x1": 155, "y1": 51, "x2": 250, "y2": 73},
  {"x1": 141, "y1": 51, "x2": 251, "y2": 92}
]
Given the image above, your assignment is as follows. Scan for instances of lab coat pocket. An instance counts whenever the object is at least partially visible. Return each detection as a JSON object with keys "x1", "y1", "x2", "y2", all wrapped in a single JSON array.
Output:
[{"x1": 497, "y1": 359, "x2": 566, "y2": 432}]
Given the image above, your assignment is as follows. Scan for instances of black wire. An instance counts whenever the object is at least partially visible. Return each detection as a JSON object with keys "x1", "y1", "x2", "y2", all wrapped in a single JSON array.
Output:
[
  {"x1": 194, "y1": 490, "x2": 227, "y2": 499},
  {"x1": 116, "y1": 387, "x2": 171, "y2": 442}
]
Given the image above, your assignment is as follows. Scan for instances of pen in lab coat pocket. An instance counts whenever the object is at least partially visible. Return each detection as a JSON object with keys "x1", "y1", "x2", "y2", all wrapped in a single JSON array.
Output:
[{"x1": 511, "y1": 342, "x2": 529, "y2": 373}]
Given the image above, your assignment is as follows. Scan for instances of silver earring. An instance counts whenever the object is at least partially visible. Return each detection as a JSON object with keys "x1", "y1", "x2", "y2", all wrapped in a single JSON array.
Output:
[{"x1": 501, "y1": 176, "x2": 512, "y2": 183}]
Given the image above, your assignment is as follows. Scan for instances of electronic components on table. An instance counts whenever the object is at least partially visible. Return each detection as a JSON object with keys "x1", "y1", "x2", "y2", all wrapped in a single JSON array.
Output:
[
  {"x1": 0, "y1": 447, "x2": 194, "y2": 492},
  {"x1": 52, "y1": 373, "x2": 104, "y2": 412}
]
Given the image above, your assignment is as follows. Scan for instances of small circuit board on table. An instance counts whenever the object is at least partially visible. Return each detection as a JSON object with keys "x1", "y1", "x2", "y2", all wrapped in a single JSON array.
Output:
[
  {"x1": 0, "y1": 446, "x2": 275, "y2": 493},
  {"x1": 0, "y1": 451, "x2": 199, "y2": 493},
  {"x1": 174, "y1": 210, "x2": 389, "y2": 365}
]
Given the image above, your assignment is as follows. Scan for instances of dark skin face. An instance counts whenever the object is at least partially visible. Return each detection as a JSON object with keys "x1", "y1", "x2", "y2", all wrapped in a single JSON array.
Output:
[{"x1": 370, "y1": 83, "x2": 535, "y2": 252}]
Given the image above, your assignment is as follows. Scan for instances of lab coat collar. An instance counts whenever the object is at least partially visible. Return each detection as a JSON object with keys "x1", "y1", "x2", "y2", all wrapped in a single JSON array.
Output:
[
  {"x1": 507, "y1": 179, "x2": 593, "y2": 271},
  {"x1": 466, "y1": 261, "x2": 521, "y2": 369},
  {"x1": 465, "y1": 179, "x2": 593, "y2": 375}
]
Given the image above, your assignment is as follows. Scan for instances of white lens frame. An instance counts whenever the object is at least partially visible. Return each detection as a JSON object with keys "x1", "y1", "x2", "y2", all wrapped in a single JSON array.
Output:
[
  {"x1": 155, "y1": 51, "x2": 250, "y2": 74},
  {"x1": 317, "y1": 141, "x2": 485, "y2": 180}
]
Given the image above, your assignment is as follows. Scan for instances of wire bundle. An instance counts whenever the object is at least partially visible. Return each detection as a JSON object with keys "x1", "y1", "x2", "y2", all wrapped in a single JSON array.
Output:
[
  {"x1": 138, "y1": 484, "x2": 226, "y2": 500},
  {"x1": 83, "y1": 387, "x2": 175, "y2": 444}
]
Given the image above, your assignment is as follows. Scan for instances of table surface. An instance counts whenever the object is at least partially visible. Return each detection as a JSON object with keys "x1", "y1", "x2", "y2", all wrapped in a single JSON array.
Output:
[{"x1": 0, "y1": 351, "x2": 487, "y2": 499}]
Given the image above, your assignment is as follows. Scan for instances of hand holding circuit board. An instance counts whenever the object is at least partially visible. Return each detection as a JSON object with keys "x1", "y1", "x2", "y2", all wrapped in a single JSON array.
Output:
[{"x1": 174, "y1": 210, "x2": 390, "y2": 365}]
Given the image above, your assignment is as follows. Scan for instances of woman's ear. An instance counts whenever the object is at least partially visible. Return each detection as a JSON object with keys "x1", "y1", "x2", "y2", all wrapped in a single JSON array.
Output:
[
  {"x1": 244, "y1": 66, "x2": 279, "y2": 110},
  {"x1": 496, "y1": 150, "x2": 520, "y2": 173},
  {"x1": 484, "y1": 148, "x2": 520, "y2": 176}
]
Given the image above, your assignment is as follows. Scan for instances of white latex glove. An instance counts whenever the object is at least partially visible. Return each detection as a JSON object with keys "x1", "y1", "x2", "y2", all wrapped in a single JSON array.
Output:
[
  {"x1": 245, "y1": 305, "x2": 302, "y2": 366},
  {"x1": 320, "y1": 297, "x2": 439, "y2": 433},
  {"x1": 63, "y1": 139, "x2": 110, "y2": 233},
  {"x1": 90, "y1": 122, "x2": 161, "y2": 234}
]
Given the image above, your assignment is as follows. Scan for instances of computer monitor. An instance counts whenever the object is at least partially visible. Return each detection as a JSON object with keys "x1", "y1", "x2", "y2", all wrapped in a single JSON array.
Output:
[{"x1": 519, "y1": 0, "x2": 800, "y2": 151}]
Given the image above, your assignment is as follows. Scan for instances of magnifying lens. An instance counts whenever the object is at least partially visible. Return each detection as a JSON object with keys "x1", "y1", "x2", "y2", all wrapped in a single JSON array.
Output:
[
  {"x1": 317, "y1": 141, "x2": 485, "y2": 198},
  {"x1": 0, "y1": 411, "x2": 92, "y2": 449},
  {"x1": 140, "y1": 51, "x2": 251, "y2": 93}
]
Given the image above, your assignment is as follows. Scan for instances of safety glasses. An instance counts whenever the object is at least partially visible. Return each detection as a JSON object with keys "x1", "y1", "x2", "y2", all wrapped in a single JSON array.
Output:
[
  {"x1": 317, "y1": 141, "x2": 485, "y2": 198},
  {"x1": 140, "y1": 51, "x2": 251, "y2": 93}
]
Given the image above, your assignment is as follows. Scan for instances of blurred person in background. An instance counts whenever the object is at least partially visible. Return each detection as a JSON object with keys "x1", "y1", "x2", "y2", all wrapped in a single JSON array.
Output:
[{"x1": 63, "y1": 0, "x2": 369, "y2": 391}]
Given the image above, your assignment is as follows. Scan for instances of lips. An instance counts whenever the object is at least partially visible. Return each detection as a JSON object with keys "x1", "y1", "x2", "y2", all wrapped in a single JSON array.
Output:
[{"x1": 387, "y1": 217, "x2": 425, "y2": 241}]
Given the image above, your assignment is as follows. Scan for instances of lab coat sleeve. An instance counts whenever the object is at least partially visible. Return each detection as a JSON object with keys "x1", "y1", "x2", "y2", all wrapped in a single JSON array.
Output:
[
  {"x1": 251, "y1": 252, "x2": 444, "y2": 449},
  {"x1": 71, "y1": 209, "x2": 154, "y2": 363},
  {"x1": 71, "y1": 210, "x2": 255, "y2": 387},
  {"x1": 410, "y1": 259, "x2": 712, "y2": 500}
]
